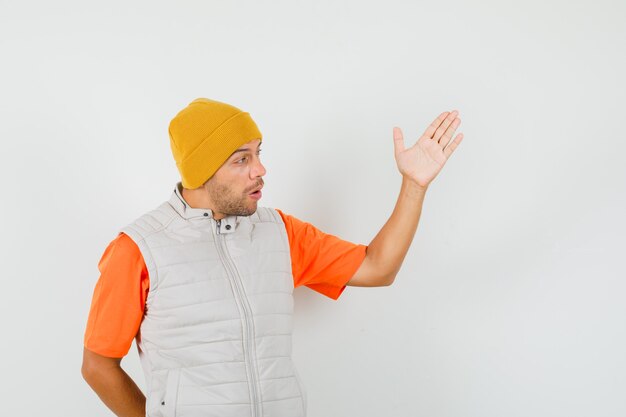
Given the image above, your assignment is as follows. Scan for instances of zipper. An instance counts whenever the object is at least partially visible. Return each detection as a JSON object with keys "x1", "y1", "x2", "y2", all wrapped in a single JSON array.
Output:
[{"x1": 214, "y1": 218, "x2": 262, "y2": 417}]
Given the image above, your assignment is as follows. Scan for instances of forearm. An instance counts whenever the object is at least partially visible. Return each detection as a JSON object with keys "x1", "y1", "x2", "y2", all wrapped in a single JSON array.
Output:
[
  {"x1": 366, "y1": 176, "x2": 428, "y2": 283},
  {"x1": 82, "y1": 349, "x2": 146, "y2": 417}
]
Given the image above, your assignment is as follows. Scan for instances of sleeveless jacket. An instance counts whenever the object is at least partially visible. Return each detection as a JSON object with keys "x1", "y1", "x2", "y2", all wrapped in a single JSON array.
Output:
[{"x1": 120, "y1": 182, "x2": 307, "y2": 417}]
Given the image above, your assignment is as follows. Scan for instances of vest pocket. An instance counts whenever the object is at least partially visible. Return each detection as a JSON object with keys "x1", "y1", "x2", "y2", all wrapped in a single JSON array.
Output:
[{"x1": 160, "y1": 368, "x2": 181, "y2": 417}]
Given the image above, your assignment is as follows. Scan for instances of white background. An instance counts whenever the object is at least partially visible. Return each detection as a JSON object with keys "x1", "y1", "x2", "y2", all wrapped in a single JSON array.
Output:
[{"x1": 1, "y1": 0, "x2": 625, "y2": 416}]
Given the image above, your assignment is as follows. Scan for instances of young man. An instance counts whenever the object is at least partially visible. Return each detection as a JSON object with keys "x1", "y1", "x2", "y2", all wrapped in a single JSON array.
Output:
[{"x1": 81, "y1": 98, "x2": 464, "y2": 417}]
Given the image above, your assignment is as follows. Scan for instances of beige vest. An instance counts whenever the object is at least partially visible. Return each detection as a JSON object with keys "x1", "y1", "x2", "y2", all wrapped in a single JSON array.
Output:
[{"x1": 121, "y1": 182, "x2": 307, "y2": 417}]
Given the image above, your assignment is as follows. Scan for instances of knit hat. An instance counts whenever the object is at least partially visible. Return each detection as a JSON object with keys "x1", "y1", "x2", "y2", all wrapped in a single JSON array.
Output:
[{"x1": 168, "y1": 98, "x2": 263, "y2": 189}]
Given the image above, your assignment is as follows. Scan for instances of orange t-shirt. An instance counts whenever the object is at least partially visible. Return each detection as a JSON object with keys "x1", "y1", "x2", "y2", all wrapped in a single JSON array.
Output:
[{"x1": 84, "y1": 208, "x2": 367, "y2": 358}]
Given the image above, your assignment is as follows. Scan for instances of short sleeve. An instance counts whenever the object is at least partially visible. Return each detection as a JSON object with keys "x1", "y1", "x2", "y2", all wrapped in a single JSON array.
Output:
[
  {"x1": 83, "y1": 232, "x2": 149, "y2": 358},
  {"x1": 275, "y1": 208, "x2": 367, "y2": 300}
]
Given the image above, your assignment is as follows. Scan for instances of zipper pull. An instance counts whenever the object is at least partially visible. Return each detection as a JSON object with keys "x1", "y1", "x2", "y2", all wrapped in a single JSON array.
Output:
[{"x1": 216, "y1": 219, "x2": 221, "y2": 234}]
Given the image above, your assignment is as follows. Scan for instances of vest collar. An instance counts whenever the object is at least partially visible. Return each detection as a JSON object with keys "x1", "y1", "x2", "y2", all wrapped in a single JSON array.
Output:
[
  {"x1": 168, "y1": 182, "x2": 239, "y2": 234},
  {"x1": 169, "y1": 182, "x2": 214, "y2": 219}
]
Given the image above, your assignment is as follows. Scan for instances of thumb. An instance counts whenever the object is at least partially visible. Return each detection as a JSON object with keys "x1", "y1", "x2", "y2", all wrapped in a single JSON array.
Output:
[{"x1": 393, "y1": 126, "x2": 405, "y2": 157}]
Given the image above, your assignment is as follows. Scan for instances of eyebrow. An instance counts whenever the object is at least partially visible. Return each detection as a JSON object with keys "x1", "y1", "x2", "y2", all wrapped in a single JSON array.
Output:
[{"x1": 231, "y1": 142, "x2": 262, "y2": 155}]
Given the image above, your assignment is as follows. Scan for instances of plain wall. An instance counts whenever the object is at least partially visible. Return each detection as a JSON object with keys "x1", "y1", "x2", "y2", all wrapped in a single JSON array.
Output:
[{"x1": 1, "y1": 0, "x2": 625, "y2": 416}]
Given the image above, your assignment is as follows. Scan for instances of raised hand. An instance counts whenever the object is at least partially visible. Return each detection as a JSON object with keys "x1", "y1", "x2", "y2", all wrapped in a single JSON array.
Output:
[{"x1": 393, "y1": 110, "x2": 464, "y2": 188}]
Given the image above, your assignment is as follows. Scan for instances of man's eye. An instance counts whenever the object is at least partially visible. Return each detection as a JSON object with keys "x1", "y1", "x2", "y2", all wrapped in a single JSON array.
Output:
[{"x1": 237, "y1": 157, "x2": 248, "y2": 164}]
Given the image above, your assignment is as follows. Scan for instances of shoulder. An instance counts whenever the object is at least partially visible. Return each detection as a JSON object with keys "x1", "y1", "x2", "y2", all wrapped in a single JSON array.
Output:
[
  {"x1": 272, "y1": 208, "x2": 303, "y2": 227},
  {"x1": 95, "y1": 232, "x2": 147, "y2": 289},
  {"x1": 122, "y1": 201, "x2": 178, "y2": 242},
  {"x1": 99, "y1": 232, "x2": 143, "y2": 266},
  {"x1": 249, "y1": 206, "x2": 285, "y2": 225},
  {"x1": 115, "y1": 232, "x2": 140, "y2": 250}
]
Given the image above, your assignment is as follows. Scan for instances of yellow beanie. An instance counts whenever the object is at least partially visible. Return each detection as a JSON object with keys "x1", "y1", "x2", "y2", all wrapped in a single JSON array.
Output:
[{"x1": 168, "y1": 98, "x2": 263, "y2": 189}]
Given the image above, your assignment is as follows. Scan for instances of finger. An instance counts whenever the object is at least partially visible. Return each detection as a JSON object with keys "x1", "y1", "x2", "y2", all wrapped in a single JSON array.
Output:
[
  {"x1": 422, "y1": 111, "x2": 449, "y2": 139},
  {"x1": 443, "y1": 133, "x2": 464, "y2": 158},
  {"x1": 393, "y1": 126, "x2": 405, "y2": 157},
  {"x1": 439, "y1": 117, "x2": 461, "y2": 148},
  {"x1": 433, "y1": 110, "x2": 459, "y2": 142}
]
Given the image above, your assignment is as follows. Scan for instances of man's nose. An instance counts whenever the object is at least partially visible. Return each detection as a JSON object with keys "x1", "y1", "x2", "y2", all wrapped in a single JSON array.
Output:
[{"x1": 251, "y1": 158, "x2": 266, "y2": 178}]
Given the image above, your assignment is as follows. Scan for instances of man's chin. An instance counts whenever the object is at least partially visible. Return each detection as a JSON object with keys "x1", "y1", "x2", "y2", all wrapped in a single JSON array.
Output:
[
  {"x1": 234, "y1": 205, "x2": 257, "y2": 217},
  {"x1": 246, "y1": 206, "x2": 258, "y2": 216}
]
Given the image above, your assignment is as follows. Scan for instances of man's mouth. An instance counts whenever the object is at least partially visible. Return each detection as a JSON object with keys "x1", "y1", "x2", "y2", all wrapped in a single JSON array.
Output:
[{"x1": 249, "y1": 186, "x2": 263, "y2": 200}]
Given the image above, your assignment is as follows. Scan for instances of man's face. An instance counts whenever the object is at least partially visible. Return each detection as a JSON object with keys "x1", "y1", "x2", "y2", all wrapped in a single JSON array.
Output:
[{"x1": 203, "y1": 138, "x2": 265, "y2": 219}]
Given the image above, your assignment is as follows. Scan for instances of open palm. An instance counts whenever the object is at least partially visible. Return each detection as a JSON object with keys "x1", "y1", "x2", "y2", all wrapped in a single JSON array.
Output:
[{"x1": 393, "y1": 110, "x2": 464, "y2": 188}]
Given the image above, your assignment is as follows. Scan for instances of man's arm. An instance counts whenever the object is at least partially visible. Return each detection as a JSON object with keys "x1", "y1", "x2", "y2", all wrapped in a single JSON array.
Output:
[
  {"x1": 81, "y1": 347, "x2": 146, "y2": 417},
  {"x1": 347, "y1": 110, "x2": 464, "y2": 287}
]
